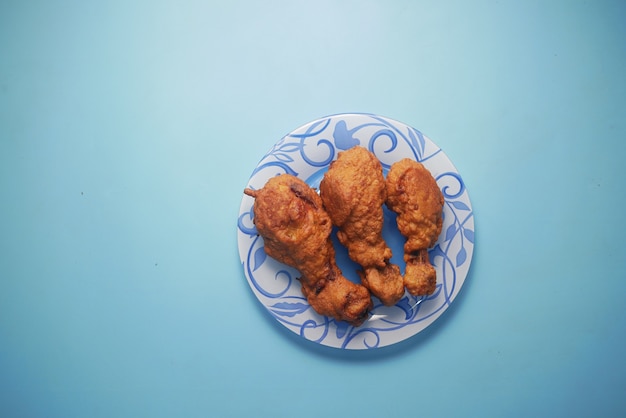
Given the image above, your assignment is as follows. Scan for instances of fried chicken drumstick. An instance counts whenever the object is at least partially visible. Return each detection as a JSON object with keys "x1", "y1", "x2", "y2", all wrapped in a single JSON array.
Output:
[
  {"x1": 385, "y1": 158, "x2": 444, "y2": 296},
  {"x1": 319, "y1": 147, "x2": 405, "y2": 306},
  {"x1": 244, "y1": 174, "x2": 373, "y2": 327}
]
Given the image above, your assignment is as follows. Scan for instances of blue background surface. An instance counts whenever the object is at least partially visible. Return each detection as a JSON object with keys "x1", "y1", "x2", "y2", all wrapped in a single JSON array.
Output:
[{"x1": 1, "y1": 1, "x2": 625, "y2": 417}]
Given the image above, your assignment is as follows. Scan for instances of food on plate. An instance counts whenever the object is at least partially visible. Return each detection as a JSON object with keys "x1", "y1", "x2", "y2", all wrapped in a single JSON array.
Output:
[
  {"x1": 385, "y1": 158, "x2": 444, "y2": 296},
  {"x1": 319, "y1": 147, "x2": 404, "y2": 306},
  {"x1": 244, "y1": 174, "x2": 373, "y2": 326}
]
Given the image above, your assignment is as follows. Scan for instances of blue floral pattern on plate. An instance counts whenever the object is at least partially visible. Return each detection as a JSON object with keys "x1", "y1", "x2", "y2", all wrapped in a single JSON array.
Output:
[{"x1": 237, "y1": 113, "x2": 474, "y2": 349}]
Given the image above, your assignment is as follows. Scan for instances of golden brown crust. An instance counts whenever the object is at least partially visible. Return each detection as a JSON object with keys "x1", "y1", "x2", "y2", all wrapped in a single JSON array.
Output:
[
  {"x1": 245, "y1": 174, "x2": 372, "y2": 326},
  {"x1": 320, "y1": 147, "x2": 404, "y2": 306},
  {"x1": 244, "y1": 153, "x2": 445, "y2": 323},
  {"x1": 386, "y1": 158, "x2": 444, "y2": 296}
]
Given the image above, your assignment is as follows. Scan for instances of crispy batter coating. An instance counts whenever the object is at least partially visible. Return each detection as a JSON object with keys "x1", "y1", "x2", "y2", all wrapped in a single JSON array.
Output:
[
  {"x1": 320, "y1": 147, "x2": 404, "y2": 306},
  {"x1": 244, "y1": 174, "x2": 372, "y2": 326},
  {"x1": 385, "y1": 158, "x2": 444, "y2": 296}
]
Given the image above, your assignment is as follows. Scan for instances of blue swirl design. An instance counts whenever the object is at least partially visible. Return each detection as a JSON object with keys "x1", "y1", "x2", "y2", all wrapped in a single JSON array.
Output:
[
  {"x1": 244, "y1": 235, "x2": 293, "y2": 298},
  {"x1": 237, "y1": 114, "x2": 474, "y2": 349},
  {"x1": 333, "y1": 120, "x2": 360, "y2": 149},
  {"x1": 237, "y1": 207, "x2": 256, "y2": 236},
  {"x1": 433, "y1": 172, "x2": 474, "y2": 305},
  {"x1": 288, "y1": 118, "x2": 335, "y2": 167}
]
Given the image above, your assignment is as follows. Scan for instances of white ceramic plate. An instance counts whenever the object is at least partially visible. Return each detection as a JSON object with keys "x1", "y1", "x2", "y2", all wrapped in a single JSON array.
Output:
[{"x1": 237, "y1": 113, "x2": 474, "y2": 349}]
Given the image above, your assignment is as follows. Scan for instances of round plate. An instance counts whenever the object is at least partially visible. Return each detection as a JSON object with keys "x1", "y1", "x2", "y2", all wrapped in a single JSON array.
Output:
[{"x1": 237, "y1": 113, "x2": 474, "y2": 349}]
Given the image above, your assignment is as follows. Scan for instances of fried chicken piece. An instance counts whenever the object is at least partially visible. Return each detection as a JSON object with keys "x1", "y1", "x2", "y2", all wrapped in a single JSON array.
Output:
[
  {"x1": 244, "y1": 174, "x2": 373, "y2": 326},
  {"x1": 319, "y1": 147, "x2": 404, "y2": 306},
  {"x1": 385, "y1": 158, "x2": 444, "y2": 296}
]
